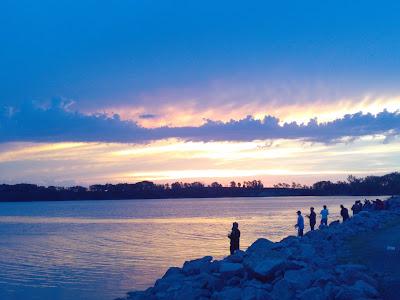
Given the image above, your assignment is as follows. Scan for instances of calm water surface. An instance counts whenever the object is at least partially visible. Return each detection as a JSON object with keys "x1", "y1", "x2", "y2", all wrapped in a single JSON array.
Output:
[{"x1": 0, "y1": 196, "x2": 387, "y2": 300}]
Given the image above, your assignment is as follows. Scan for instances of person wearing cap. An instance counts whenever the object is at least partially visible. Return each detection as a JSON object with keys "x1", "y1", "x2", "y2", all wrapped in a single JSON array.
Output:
[{"x1": 295, "y1": 211, "x2": 304, "y2": 237}]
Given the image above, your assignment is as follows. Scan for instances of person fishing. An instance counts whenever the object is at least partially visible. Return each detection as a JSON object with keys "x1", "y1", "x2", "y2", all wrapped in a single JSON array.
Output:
[
  {"x1": 228, "y1": 222, "x2": 240, "y2": 255},
  {"x1": 306, "y1": 207, "x2": 316, "y2": 230},
  {"x1": 340, "y1": 204, "x2": 350, "y2": 222},
  {"x1": 294, "y1": 210, "x2": 304, "y2": 237},
  {"x1": 320, "y1": 205, "x2": 329, "y2": 226}
]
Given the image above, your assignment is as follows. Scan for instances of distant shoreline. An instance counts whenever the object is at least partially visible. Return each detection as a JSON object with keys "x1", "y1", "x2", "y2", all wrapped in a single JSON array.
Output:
[{"x1": 1, "y1": 172, "x2": 399, "y2": 202}]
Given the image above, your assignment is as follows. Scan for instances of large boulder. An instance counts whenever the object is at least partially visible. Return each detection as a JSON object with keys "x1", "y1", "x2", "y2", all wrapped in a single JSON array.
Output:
[
  {"x1": 211, "y1": 287, "x2": 242, "y2": 300},
  {"x1": 241, "y1": 286, "x2": 272, "y2": 300},
  {"x1": 225, "y1": 250, "x2": 245, "y2": 263},
  {"x1": 312, "y1": 269, "x2": 337, "y2": 287},
  {"x1": 245, "y1": 257, "x2": 286, "y2": 281},
  {"x1": 270, "y1": 279, "x2": 295, "y2": 300},
  {"x1": 182, "y1": 256, "x2": 213, "y2": 275},
  {"x1": 242, "y1": 279, "x2": 273, "y2": 292},
  {"x1": 218, "y1": 262, "x2": 244, "y2": 279},
  {"x1": 246, "y1": 238, "x2": 275, "y2": 256},
  {"x1": 284, "y1": 268, "x2": 314, "y2": 290},
  {"x1": 295, "y1": 243, "x2": 316, "y2": 262},
  {"x1": 352, "y1": 280, "x2": 379, "y2": 298},
  {"x1": 298, "y1": 287, "x2": 325, "y2": 300}
]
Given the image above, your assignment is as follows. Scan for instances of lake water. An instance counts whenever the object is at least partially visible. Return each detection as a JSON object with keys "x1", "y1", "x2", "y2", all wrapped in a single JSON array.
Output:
[{"x1": 0, "y1": 196, "x2": 387, "y2": 300}]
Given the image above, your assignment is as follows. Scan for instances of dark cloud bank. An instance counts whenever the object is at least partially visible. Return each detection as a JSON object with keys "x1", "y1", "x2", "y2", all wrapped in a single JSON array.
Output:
[{"x1": 1, "y1": 101, "x2": 399, "y2": 144}]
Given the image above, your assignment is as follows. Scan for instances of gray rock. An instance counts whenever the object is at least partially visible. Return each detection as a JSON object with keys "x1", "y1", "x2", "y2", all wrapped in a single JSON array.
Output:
[
  {"x1": 245, "y1": 257, "x2": 286, "y2": 281},
  {"x1": 219, "y1": 262, "x2": 244, "y2": 279},
  {"x1": 335, "y1": 264, "x2": 368, "y2": 274},
  {"x1": 312, "y1": 269, "x2": 337, "y2": 287},
  {"x1": 284, "y1": 268, "x2": 313, "y2": 290},
  {"x1": 270, "y1": 279, "x2": 294, "y2": 300},
  {"x1": 246, "y1": 238, "x2": 275, "y2": 255},
  {"x1": 298, "y1": 287, "x2": 325, "y2": 300},
  {"x1": 241, "y1": 286, "x2": 272, "y2": 300},
  {"x1": 162, "y1": 267, "x2": 183, "y2": 279},
  {"x1": 211, "y1": 287, "x2": 242, "y2": 300},
  {"x1": 334, "y1": 286, "x2": 365, "y2": 300},
  {"x1": 338, "y1": 269, "x2": 378, "y2": 287},
  {"x1": 225, "y1": 250, "x2": 245, "y2": 263},
  {"x1": 242, "y1": 279, "x2": 273, "y2": 292},
  {"x1": 182, "y1": 256, "x2": 213, "y2": 275},
  {"x1": 295, "y1": 243, "x2": 316, "y2": 261},
  {"x1": 353, "y1": 280, "x2": 379, "y2": 298},
  {"x1": 329, "y1": 220, "x2": 340, "y2": 227}
]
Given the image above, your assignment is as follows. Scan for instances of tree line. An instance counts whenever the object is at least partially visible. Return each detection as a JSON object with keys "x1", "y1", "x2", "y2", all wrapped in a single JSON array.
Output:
[{"x1": 0, "y1": 172, "x2": 399, "y2": 201}]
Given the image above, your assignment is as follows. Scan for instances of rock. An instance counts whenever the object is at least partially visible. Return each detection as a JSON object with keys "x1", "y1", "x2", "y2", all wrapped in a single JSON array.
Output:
[
  {"x1": 211, "y1": 287, "x2": 242, "y2": 300},
  {"x1": 334, "y1": 286, "x2": 366, "y2": 300},
  {"x1": 242, "y1": 279, "x2": 273, "y2": 292},
  {"x1": 162, "y1": 267, "x2": 183, "y2": 279},
  {"x1": 225, "y1": 250, "x2": 245, "y2": 263},
  {"x1": 226, "y1": 276, "x2": 241, "y2": 286},
  {"x1": 298, "y1": 287, "x2": 325, "y2": 300},
  {"x1": 193, "y1": 272, "x2": 223, "y2": 291},
  {"x1": 296, "y1": 243, "x2": 316, "y2": 261},
  {"x1": 324, "y1": 282, "x2": 340, "y2": 300},
  {"x1": 246, "y1": 238, "x2": 275, "y2": 255},
  {"x1": 245, "y1": 257, "x2": 286, "y2": 281},
  {"x1": 335, "y1": 264, "x2": 368, "y2": 274},
  {"x1": 182, "y1": 256, "x2": 213, "y2": 275},
  {"x1": 270, "y1": 279, "x2": 294, "y2": 300},
  {"x1": 284, "y1": 268, "x2": 313, "y2": 290},
  {"x1": 353, "y1": 280, "x2": 379, "y2": 298},
  {"x1": 338, "y1": 269, "x2": 378, "y2": 287},
  {"x1": 219, "y1": 262, "x2": 244, "y2": 279},
  {"x1": 241, "y1": 286, "x2": 272, "y2": 300},
  {"x1": 329, "y1": 220, "x2": 340, "y2": 227},
  {"x1": 312, "y1": 269, "x2": 337, "y2": 287}
]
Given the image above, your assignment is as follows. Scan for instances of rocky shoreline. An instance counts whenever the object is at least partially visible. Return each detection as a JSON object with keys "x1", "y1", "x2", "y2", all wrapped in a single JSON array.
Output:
[{"x1": 119, "y1": 197, "x2": 400, "y2": 300}]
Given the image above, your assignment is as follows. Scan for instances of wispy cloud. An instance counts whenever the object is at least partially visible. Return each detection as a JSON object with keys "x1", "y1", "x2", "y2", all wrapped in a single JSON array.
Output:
[{"x1": 1, "y1": 100, "x2": 399, "y2": 144}]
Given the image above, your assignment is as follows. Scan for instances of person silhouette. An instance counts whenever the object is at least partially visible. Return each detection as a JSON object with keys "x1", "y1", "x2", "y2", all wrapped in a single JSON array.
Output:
[
  {"x1": 307, "y1": 207, "x2": 316, "y2": 230},
  {"x1": 340, "y1": 204, "x2": 350, "y2": 222},
  {"x1": 320, "y1": 205, "x2": 329, "y2": 226},
  {"x1": 228, "y1": 222, "x2": 240, "y2": 255},
  {"x1": 294, "y1": 211, "x2": 304, "y2": 237}
]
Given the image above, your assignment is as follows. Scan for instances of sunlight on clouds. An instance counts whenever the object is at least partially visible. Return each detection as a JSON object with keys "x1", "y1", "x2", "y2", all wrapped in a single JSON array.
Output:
[
  {"x1": 0, "y1": 135, "x2": 399, "y2": 185},
  {"x1": 107, "y1": 95, "x2": 400, "y2": 127}
]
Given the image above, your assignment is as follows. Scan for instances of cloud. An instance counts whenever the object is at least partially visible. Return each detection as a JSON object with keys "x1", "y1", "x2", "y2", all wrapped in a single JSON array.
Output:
[
  {"x1": 1, "y1": 100, "x2": 399, "y2": 144},
  {"x1": 138, "y1": 113, "x2": 157, "y2": 119}
]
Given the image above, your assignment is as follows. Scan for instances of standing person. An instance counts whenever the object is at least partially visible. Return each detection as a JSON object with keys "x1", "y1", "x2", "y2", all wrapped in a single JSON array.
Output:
[
  {"x1": 340, "y1": 205, "x2": 350, "y2": 222},
  {"x1": 352, "y1": 200, "x2": 362, "y2": 215},
  {"x1": 320, "y1": 205, "x2": 329, "y2": 226},
  {"x1": 228, "y1": 222, "x2": 240, "y2": 255},
  {"x1": 307, "y1": 207, "x2": 316, "y2": 230},
  {"x1": 295, "y1": 211, "x2": 304, "y2": 237}
]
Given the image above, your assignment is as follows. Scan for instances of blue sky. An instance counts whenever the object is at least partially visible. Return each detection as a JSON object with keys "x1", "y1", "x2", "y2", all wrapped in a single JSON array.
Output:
[{"x1": 1, "y1": 1, "x2": 400, "y2": 185}]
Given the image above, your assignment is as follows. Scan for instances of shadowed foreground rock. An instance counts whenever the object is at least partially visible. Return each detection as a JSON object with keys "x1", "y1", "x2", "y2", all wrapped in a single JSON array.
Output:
[{"x1": 118, "y1": 197, "x2": 400, "y2": 300}]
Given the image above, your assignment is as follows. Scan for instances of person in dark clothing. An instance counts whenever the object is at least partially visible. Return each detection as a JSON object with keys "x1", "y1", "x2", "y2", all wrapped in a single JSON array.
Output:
[
  {"x1": 340, "y1": 205, "x2": 350, "y2": 222},
  {"x1": 351, "y1": 200, "x2": 362, "y2": 215},
  {"x1": 306, "y1": 207, "x2": 317, "y2": 230},
  {"x1": 228, "y1": 222, "x2": 240, "y2": 255}
]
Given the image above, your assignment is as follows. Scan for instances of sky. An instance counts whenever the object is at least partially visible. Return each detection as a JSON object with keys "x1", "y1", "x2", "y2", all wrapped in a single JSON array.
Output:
[{"x1": 1, "y1": 0, "x2": 400, "y2": 186}]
